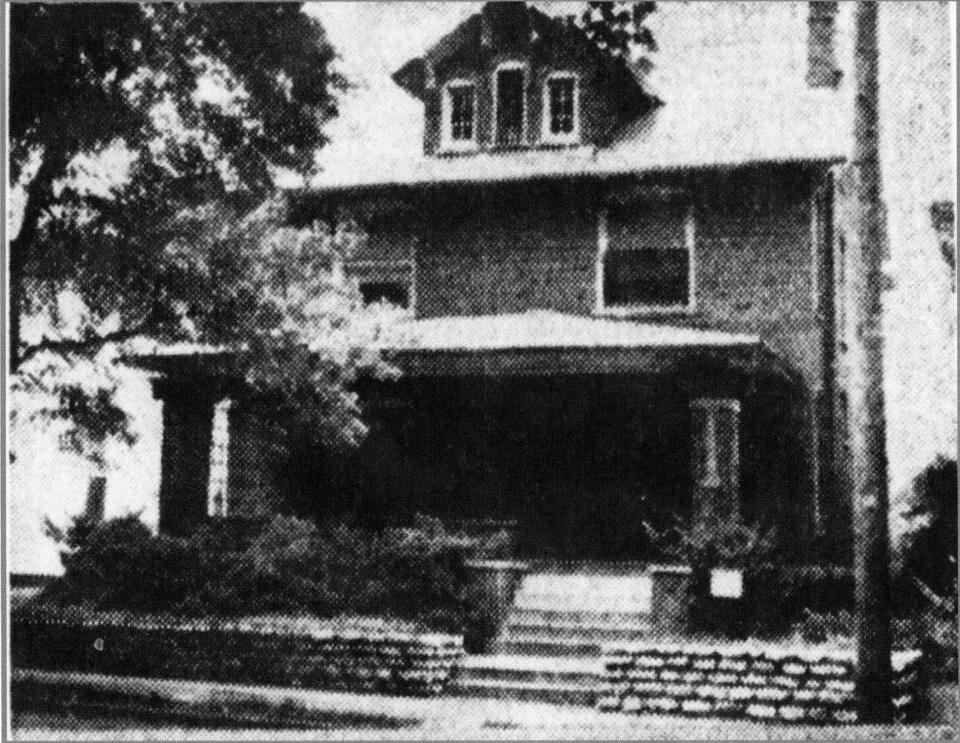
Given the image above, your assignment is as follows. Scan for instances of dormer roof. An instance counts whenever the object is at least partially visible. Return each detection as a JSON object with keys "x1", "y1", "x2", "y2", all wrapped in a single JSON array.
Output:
[
  {"x1": 307, "y1": 2, "x2": 852, "y2": 195},
  {"x1": 392, "y1": 2, "x2": 656, "y2": 109}
]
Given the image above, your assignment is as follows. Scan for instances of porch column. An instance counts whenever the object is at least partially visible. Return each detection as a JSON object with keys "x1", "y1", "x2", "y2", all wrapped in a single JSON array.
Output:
[
  {"x1": 690, "y1": 398, "x2": 742, "y2": 527},
  {"x1": 152, "y1": 378, "x2": 221, "y2": 536}
]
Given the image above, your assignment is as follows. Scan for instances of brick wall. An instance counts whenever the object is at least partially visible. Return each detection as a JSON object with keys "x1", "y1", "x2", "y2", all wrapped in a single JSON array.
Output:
[
  {"x1": 599, "y1": 641, "x2": 926, "y2": 723},
  {"x1": 13, "y1": 609, "x2": 464, "y2": 697}
]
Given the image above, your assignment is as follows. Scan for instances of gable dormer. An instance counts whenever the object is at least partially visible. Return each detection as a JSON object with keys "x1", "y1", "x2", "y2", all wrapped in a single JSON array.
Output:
[{"x1": 392, "y1": 2, "x2": 658, "y2": 156}]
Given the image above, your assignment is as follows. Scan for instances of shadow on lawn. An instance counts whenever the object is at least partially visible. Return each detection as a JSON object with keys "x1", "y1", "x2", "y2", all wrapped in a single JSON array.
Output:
[{"x1": 11, "y1": 679, "x2": 421, "y2": 732}]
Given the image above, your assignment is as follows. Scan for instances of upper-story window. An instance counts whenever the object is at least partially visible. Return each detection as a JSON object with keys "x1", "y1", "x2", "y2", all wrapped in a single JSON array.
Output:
[
  {"x1": 542, "y1": 72, "x2": 579, "y2": 144},
  {"x1": 348, "y1": 260, "x2": 415, "y2": 310},
  {"x1": 494, "y1": 62, "x2": 526, "y2": 147},
  {"x1": 596, "y1": 200, "x2": 696, "y2": 314},
  {"x1": 442, "y1": 80, "x2": 477, "y2": 151}
]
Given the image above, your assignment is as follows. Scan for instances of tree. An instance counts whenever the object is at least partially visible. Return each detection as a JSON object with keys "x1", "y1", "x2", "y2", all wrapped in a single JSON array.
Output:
[
  {"x1": 579, "y1": 2, "x2": 658, "y2": 67},
  {"x1": 849, "y1": 0, "x2": 893, "y2": 723},
  {"x1": 8, "y1": 4, "x2": 378, "y2": 464}
]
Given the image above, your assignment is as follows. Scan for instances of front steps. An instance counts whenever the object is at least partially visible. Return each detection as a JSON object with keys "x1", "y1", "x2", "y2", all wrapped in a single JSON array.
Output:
[
  {"x1": 452, "y1": 654, "x2": 601, "y2": 706},
  {"x1": 451, "y1": 569, "x2": 654, "y2": 705},
  {"x1": 494, "y1": 608, "x2": 653, "y2": 656}
]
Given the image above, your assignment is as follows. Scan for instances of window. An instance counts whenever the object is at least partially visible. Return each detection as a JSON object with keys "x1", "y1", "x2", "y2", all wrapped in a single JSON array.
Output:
[
  {"x1": 442, "y1": 80, "x2": 476, "y2": 150},
  {"x1": 207, "y1": 399, "x2": 232, "y2": 517},
  {"x1": 495, "y1": 64, "x2": 526, "y2": 146},
  {"x1": 596, "y1": 200, "x2": 695, "y2": 313},
  {"x1": 542, "y1": 72, "x2": 579, "y2": 144},
  {"x1": 347, "y1": 260, "x2": 414, "y2": 310},
  {"x1": 360, "y1": 281, "x2": 409, "y2": 308}
]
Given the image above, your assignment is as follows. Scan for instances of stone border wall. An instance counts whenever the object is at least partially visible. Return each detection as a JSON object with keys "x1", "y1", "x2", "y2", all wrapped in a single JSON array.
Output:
[
  {"x1": 12, "y1": 609, "x2": 463, "y2": 697},
  {"x1": 598, "y1": 641, "x2": 926, "y2": 724}
]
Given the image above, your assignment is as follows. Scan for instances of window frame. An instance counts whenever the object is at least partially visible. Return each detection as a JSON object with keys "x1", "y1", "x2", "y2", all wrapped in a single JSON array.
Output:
[
  {"x1": 541, "y1": 71, "x2": 580, "y2": 145},
  {"x1": 492, "y1": 60, "x2": 529, "y2": 148},
  {"x1": 441, "y1": 79, "x2": 478, "y2": 153},
  {"x1": 346, "y1": 259, "x2": 416, "y2": 311},
  {"x1": 594, "y1": 201, "x2": 698, "y2": 316}
]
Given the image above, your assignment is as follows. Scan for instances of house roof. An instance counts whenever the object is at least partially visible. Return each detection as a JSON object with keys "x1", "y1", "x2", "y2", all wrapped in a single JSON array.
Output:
[
  {"x1": 307, "y1": 85, "x2": 847, "y2": 194},
  {"x1": 305, "y1": 3, "x2": 852, "y2": 195}
]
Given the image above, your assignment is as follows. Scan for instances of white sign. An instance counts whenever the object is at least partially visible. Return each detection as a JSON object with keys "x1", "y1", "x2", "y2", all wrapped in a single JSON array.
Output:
[{"x1": 710, "y1": 568, "x2": 744, "y2": 598}]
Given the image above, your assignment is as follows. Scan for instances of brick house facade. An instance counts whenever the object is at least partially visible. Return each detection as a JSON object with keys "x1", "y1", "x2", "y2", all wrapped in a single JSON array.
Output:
[{"x1": 140, "y1": 2, "x2": 868, "y2": 562}]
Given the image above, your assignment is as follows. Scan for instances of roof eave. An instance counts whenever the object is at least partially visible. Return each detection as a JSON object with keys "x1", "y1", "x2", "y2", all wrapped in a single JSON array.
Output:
[{"x1": 297, "y1": 154, "x2": 847, "y2": 200}]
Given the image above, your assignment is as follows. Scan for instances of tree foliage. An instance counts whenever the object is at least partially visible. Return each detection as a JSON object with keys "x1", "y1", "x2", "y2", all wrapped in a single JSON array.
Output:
[
  {"x1": 8, "y1": 4, "x2": 400, "y2": 466},
  {"x1": 579, "y1": 2, "x2": 657, "y2": 65}
]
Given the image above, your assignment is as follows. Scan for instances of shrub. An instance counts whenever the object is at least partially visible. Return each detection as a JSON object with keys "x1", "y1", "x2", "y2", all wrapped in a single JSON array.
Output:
[
  {"x1": 646, "y1": 516, "x2": 854, "y2": 638},
  {"x1": 892, "y1": 457, "x2": 957, "y2": 613},
  {"x1": 37, "y1": 511, "x2": 501, "y2": 642}
]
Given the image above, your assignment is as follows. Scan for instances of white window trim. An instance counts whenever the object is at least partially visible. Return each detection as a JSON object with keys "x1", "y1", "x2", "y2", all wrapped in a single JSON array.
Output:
[
  {"x1": 492, "y1": 60, "x2": 528, "y2": 148},
  {"x1": 594, "y1": 203, "x2": 698, "y2": 316},
  {"x1": 440, "y1": 79, "x2": 478, "y2": 153},
  {"x1": 541, "y1": 71, "x2": 580, "y2": 145}
]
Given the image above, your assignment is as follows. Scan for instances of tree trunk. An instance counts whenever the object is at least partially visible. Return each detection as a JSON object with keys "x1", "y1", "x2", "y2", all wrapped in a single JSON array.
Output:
[
  {"x1": 850, "y1": 0, "x2": 893, "y2": 723},
  {"x1": 9, "y1": 151, "x2": 67, "y2": 373}
]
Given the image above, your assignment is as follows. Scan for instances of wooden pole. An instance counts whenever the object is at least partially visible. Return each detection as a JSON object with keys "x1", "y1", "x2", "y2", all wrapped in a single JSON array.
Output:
[{"x1": 850, "y1": 0, "x2": 893, "y2": 723}]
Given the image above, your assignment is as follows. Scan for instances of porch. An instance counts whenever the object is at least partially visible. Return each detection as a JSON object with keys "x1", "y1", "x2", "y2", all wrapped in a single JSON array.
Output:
[{"x1": 138, "y1": 311, "x2": 817, "y2": 560}]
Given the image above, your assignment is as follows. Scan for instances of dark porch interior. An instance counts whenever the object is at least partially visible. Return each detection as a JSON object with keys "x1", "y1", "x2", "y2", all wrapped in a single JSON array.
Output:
[{"x1": 278, "y1": 370, "x2": 805, "y2": 562}]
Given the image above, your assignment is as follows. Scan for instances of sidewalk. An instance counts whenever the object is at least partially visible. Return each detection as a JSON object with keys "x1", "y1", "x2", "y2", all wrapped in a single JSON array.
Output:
[{"x1": 11, "y1": 668, "x2": 958, "y2": 740}]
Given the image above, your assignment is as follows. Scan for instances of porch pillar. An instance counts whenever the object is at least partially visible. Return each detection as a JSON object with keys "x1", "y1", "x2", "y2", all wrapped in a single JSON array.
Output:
[
  {"x1": 690, "y1": 398, "x2": 742, "y2": 528},
  {"x1": 152, "y1": 378, "x2": 221, "y2": 536}
]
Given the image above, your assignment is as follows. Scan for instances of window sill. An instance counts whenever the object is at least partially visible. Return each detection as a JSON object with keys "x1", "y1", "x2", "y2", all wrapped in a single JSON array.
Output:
[
  {"x1": 436, "y1": 143, "x2": 479, "y2": 156},
  {"x1": 540, "y1": 136, "x2": 580, "y2": 148},
  {"x1": 594, "y1": 304, "x2": 696, "y2": 319}
]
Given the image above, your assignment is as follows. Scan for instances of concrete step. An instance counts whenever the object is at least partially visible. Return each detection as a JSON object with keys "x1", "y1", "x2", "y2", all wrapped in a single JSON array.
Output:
[
  {"x1": 449, "y1": 677, "x2": 597, "y2": 706},
  {"x1": 500, "y1": 623, "x2": 651, "y2": 647},
  {"x1": 455, "y1": 654, "x2": 602, "y2": 687},
  {"x1": 492, "y1": 636, "x2": 609, "y2": 657},
  {"x1": 505, "y1": 608, "x2": 651, "y2": 630},
  {"x1": 512, "y1": 573, "x2": 652, "y2": 614}
]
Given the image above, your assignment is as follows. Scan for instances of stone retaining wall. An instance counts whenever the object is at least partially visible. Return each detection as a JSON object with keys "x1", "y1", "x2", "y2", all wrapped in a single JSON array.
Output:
[
  {"x1": 598, "y1": 641, "x2": 926, "y2": 723},
  {"x1": 12, "y1": 609, "x2": 463, "y2": 697}
]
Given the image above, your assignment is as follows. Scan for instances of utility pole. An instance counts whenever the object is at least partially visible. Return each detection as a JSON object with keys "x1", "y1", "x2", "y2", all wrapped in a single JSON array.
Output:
[{"x1": 849, "y1": 0, "x2": 893, "y2": 723}]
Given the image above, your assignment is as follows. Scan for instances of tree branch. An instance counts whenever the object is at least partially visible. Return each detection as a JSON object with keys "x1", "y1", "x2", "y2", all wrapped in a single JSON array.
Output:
[{"x1": 17, "y1": 319, "x2": 162, "y2": 367}]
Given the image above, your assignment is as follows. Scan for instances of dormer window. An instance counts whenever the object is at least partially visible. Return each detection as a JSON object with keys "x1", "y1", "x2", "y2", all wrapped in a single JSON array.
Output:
[
  {"x1": 442, "y1": 80, "x2": 477, "y2": 151},
  {"x1": 542, "y1": 72, "x2": 579, "y2": 144},
  {"x1": 494, "y1": 62, "x2": 527, "y2": 147}
]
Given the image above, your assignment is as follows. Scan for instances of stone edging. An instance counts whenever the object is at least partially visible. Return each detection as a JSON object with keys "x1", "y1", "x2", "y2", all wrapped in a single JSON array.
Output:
[{"x1": 598, "y1": 642, "x2": 927, "y2": 723}]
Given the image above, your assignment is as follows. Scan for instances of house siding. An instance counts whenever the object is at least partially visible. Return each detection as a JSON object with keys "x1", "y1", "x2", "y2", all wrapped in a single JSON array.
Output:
[{"x1": 368, "y1": 166, "x2": 826, "y2": 389}]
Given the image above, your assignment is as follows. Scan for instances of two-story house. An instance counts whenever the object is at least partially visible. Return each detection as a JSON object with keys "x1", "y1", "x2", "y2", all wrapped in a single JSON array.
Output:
[{"x1": 141, "y1": 2, "x2": 861, "y2": 565}]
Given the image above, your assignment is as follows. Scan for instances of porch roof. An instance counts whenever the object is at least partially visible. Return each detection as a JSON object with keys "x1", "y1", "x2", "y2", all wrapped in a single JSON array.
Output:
[
  {"x1": 129, "y1": 312, "x2": 774, "y2": 380},
  {"x1": 134, "y1": 312, "x2": 760, "y2": 359},
  {"x1": 381, "y1": 312, "x2": 760, "y2": 353}
]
